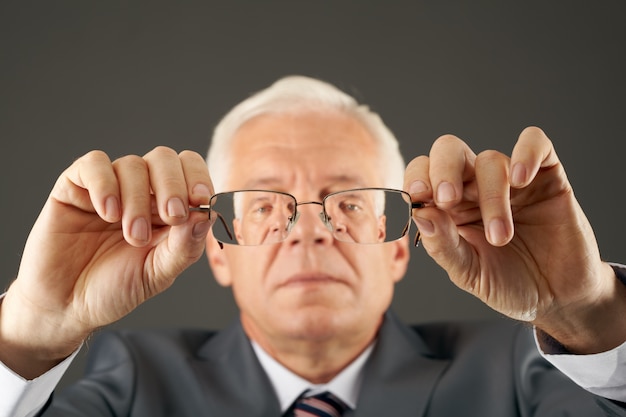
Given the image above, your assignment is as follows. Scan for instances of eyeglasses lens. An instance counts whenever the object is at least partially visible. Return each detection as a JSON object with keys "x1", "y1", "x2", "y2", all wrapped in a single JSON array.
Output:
[{"x1": 209, "y1": 189, "x2": 412, "y2": 246}]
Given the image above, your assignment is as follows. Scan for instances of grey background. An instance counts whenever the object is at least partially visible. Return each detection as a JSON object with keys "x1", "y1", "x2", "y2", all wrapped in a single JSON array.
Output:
[{"x1": 1, "y1": 1, "x2": 625, "y2": 388}]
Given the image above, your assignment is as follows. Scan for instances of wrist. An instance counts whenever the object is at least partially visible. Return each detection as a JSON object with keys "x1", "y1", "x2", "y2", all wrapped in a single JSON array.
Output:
[
  {"x1": 535, "y1": 263, "x2": 626, "y2": 354},
  {"x1": 0, "y1": 290, "x2": 86, "y2": 379}
]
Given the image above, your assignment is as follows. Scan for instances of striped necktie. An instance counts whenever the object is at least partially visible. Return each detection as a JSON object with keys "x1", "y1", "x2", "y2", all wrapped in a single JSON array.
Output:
[{"x1": 288, "y1": 390, "x2": 350, "y2": 417}]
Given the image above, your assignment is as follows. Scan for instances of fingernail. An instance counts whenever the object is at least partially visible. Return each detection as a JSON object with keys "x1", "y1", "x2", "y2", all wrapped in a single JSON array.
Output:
[
  {"x1": 131, "y1": 218, "x2": 149, "y2": 242},
  {"x1": 409, "y1": 180, "x2": 428, "y2": 195},
  {"x1": 192, "y1": 183, "x2": 211, "y2": 197},
  {"x1": 192, "y1": 221, "x2": 211, "y2": 239},
  {"x1": 167, "y1": 197, "x2": 187, "y2": 218},
  {"x1": 414, "y1": 217, "x2": 435, "y2": 237},
  {"x1": 437, "y1": 182, "x2": 456, "y2": 203},
  {"x1": 104, "y1": 196, "x2": 120, "y2": 220},
  {"x1": 488, "y1": 218, "x2": 507, "y2": 246},
  {"x1": 511, "y1": 163, "x2": 527, "y2": 187}
]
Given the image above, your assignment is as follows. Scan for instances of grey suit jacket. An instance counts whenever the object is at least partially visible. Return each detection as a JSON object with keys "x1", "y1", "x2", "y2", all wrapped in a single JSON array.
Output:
[{"x1": 39, "y1": 311, "x2": 625, "y2": 416}]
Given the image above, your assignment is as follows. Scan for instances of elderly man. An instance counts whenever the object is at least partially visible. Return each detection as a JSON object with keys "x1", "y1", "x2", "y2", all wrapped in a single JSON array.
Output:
[{"x1": 1, "y1": 76, "x2": 625, "y2": 416}]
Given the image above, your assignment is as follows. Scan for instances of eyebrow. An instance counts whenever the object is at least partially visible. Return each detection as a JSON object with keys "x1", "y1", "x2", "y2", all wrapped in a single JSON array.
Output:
[
  {"x1": 242, "y1": 177, "x2": 280, "y2": 189},
  {"x1": 242, "y1": 175, "x2": 368, "y2": 191}
]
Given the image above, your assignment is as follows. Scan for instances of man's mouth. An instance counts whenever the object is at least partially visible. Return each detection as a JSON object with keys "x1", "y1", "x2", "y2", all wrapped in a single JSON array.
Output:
[{"x1": 279, "y1": 273, "x2": 345, "y2": 288}]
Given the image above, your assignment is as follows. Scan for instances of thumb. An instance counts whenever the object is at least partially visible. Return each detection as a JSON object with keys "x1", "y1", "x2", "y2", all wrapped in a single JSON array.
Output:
[
  {"x1": 147, "y1": 213, "x2": 212, "y2": 293},
  {"x1": 412, "y1": 207, "x2": 477, "y2": 290}
]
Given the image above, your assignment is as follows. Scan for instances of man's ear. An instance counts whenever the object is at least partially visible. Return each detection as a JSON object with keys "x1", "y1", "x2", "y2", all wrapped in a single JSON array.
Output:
[
  {"x1": 389, "y1": 236, "x2": 410, "y2": 284},
  {"x1": 206, "y1": 234, "x2": 233, "y2": 287}
]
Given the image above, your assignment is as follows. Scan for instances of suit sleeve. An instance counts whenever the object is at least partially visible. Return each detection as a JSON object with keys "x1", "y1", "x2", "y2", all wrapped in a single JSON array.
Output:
[
  {"x1": 513, "y1": 323, "x2": 626, "y2": 416},
  {"x1": 534, "y1": 263, "x2": 626, "y2": 404},
  {"x1": 38, "y1": 331, "x2": 136, "y2": 417}
]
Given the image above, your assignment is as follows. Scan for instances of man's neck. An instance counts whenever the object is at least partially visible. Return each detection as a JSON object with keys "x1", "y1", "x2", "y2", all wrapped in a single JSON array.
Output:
[{"x1": 241, "y1": 315, "x2": 381, "y2": 383}]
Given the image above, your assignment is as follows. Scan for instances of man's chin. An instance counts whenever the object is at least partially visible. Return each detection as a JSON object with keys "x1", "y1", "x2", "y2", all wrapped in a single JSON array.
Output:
[{"x1": 276, "y1": 306, "x2": 357, "y2": 340}]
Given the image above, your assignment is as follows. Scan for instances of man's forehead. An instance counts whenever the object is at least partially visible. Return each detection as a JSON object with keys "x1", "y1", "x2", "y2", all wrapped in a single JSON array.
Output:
[
  {"x1": 227, "y1": 144, "x2": 382, "y2": 192},
  {"x1": 224, "y1": 111, "x2": 384, "y2": 190}
]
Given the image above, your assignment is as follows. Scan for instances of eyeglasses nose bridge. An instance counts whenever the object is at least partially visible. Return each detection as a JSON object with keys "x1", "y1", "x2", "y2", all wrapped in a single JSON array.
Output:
[{"x1": 287, "y1": 200, "x2": 333, "y2": 234}]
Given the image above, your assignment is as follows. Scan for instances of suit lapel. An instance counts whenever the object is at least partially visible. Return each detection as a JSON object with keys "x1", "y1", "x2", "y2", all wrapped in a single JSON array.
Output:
[
  {"x1": 190, "y1": 312, "x2": 448, "y2": 417},
  {"x1": 351, "y1": 311, "x2": 450, "y2": 417},
  {"x1": 192, "y1": 320, "x2": 282, "y2": 416}
]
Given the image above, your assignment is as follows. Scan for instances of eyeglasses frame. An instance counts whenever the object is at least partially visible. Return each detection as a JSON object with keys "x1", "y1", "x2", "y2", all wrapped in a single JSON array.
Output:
[{"x1": 190, "y1": 187, "x2": 425, "y2": 248}]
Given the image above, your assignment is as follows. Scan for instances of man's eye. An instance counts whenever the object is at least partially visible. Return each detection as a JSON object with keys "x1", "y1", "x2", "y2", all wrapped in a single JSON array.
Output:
[
  {"x1": 255, "y1": 205, "x2": 272, "y2": 214},
  {"x1": 340, "y1": 202, "x2": 361, "y2": 212},
  {"x1": 246, "y1": 202, "x2": 273, "y2": 216}
]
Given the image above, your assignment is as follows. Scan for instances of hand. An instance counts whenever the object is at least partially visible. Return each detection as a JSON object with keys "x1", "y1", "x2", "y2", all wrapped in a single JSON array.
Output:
[
  {"x1": 0, "y1": 147, "x2": 214, "y2": 377},
  {"x1": 404, "y1": 126, "x2": 626, "y2": 353}
]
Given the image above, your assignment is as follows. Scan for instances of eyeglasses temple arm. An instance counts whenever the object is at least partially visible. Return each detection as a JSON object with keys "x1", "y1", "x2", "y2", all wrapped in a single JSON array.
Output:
[
  {"x1": 189, "y1": 205, "x2": 211, "y2": 213},
  {"x1": 189, "y1": 206, "x2": 231, "y2": 250},
  {"x1": 410, "y1": 201, "x2": 426, "y2": 247}
]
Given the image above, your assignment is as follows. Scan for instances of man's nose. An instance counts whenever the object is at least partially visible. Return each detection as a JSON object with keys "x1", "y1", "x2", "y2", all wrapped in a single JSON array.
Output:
[{"x1": 285, "y1": 202, "x2": 334, "y2": 245}]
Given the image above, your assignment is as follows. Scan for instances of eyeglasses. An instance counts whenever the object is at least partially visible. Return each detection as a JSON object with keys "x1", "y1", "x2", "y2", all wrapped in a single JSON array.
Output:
[{"x1": 191, "y1": 188, "x2": 424, "y2": 247}]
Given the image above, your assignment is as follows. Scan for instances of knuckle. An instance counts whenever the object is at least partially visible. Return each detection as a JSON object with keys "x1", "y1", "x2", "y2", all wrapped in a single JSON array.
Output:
[
  {"x1": 475, "y1": 149, "x2": 505, "y2": 165},
  {"x1": 479, "y1": 189, "x2": 504, "y2": 204},
  {"x1": 161, "y1": 176, "x2": 185, "y2": 189},
  {"x1": 475, "y1": 149, "x2": 509, "y2": 171},
  {"x1": 404, "y1": 156, "x2": 430, "y2": 191},
  {"x1": 113, "y1": 154, "x2": 147, "y2": 172},
  {"x1": 519, "y1": 126, "x2": 552, "y2": 148},
  {"x1": 520, "y1": 125, "x2": 544, "y2": 138},
  {"x1": 432, "y1": 134, "x2": 461, "y2": 150},
  {"x1": 405, "y1": 155, "x2": 429, "y2": 171},
  {"x1": 81, "y1": 150, "x2": 111, "y2": 165},
  {"x1": 179, "y1": 149, "x2": 202, "y2": 160},
  {"x1": 145, "y1": 146, "x2": 177, "y2": 160}
]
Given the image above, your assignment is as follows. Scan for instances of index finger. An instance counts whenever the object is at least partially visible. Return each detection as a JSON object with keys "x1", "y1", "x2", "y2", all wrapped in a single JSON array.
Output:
[
  {"x1": 404, "y1": 155, "x2": 432, "y2": 203},
  {"x1": 142, "y1": 148, "x2": 214, "y2": 223},
  {"x1": 179, "y1": 150, "x2": 214, "y2": 206},
  {"x1": 427, "y1": 134, "x2": 477, "y2": 208}
]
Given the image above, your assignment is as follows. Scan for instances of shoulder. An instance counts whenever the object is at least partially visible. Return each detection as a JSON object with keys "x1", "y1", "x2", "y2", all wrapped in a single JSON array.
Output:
[
  {"x1": 91, "y1": 327, "x2": 217, "y2": 349},
  {"x1": 84, "y1": 327, "x2": 219, "y2": 371},
  {"x1": 408, "y1": 318, "x2": 535, "y2": 359}
]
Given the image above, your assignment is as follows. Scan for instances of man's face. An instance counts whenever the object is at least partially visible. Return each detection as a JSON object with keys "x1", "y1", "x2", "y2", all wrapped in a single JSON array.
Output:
[{"x1": 207, "y1": 111, "x2": 409, "y2": 351}]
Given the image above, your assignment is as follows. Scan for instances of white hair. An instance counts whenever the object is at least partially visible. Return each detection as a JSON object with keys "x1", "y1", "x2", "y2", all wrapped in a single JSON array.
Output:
[{"x1": 206, "y1": 75, "x2": 405, "y2": 192}]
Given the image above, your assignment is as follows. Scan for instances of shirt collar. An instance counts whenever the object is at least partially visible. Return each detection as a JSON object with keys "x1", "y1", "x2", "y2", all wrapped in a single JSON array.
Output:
[{"x1": 251, "y1": 340, "x2": 375, "y2": 412}]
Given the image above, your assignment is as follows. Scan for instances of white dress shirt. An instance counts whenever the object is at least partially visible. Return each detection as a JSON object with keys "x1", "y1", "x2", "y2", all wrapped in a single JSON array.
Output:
[
  {"x1": 536, "y1": 332, "x2": 626, "y2": 403},
  {"x1": 251, "y1": 340, "x2": 374, "y2": 412},
  {"x1": 0, "y1": 348, "x2": 77, "y2": 417}
]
